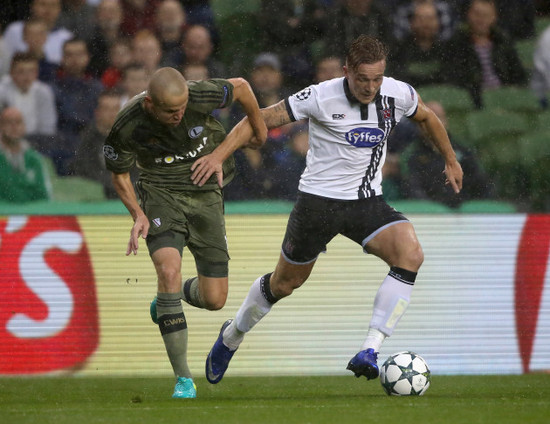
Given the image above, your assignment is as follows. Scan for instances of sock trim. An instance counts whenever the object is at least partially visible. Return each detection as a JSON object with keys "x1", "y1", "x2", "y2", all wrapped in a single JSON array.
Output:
[
  {"x1": 158, "y1": 312, "x2": 187, "y2": 335},
  {"x1": 260, "y1": 273, "x2": 279, "y2": 304},
  {"x1": 389, "y1": 266, "x2": 417, "y2": 285}
]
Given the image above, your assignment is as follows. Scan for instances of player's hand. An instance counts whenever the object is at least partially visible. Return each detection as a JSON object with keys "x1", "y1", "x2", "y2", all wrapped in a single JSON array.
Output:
[
  {"x1": 444, "y1": 159, "x2": 463, "y2": 194},
  {"x1": 191, "y1": 153, "x2": 223, "y2": 187},
  {"x1": 126, "y1": 214, "x2": 149, "y2": 256}
]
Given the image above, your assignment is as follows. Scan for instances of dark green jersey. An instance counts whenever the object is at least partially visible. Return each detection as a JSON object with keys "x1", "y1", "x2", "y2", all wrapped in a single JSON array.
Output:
[{"x1": 104, "y1": 79, "x2": 235, "y2": 191}]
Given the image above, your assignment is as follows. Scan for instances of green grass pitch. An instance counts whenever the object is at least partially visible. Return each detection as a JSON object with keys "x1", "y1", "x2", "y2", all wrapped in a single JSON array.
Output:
[{"x1": 1, "y1": 374, "x2": 549, "y2": 424}]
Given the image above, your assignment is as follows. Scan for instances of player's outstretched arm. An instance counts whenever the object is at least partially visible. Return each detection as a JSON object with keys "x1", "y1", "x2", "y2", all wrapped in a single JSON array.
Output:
[
  {"x1": 411, "y1": 98, "x2": 463, "y2": 194},
  {"x1": 111, "y1": 172, "x2": 149, "y2": 255},
  {"x1": 191, "y1": 98, "x2": 292, "y2": 187},
  {"x1": 191, "y1": 78, "x2": 267, "y2": 187},
  {"x1": 229, "y1": 77, "x2": 268, "y2": 148}
]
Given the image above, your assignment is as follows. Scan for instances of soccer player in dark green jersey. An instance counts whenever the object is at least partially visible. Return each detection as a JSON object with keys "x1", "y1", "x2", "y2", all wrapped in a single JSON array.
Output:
[{"x1": 104, "y1": 67, "x2": 267, "y2": 398}]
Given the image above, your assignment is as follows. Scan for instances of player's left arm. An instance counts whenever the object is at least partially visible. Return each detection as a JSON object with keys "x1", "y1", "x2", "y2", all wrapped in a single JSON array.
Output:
[
  {"x1": 191, "y1": 78, "x2": 267, "y2": 187},
  {"x1": 410, "y1": 97, "x2": 463, "y2": 194}
]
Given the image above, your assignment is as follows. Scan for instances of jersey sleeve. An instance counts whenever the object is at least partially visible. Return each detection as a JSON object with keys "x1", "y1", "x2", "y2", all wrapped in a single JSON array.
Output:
[
  {"x1": 398, "y1": 81, "x2": 419, "y2": 118},
  {"x1": 285, "y1": 85, "x2": 321, "y2": 121},
  {"x1": 187, "y1": 79, "x2": 234, "y2": 114},
  {"x1": 103, "y1": 127, "x2": 136, "y2": 174}
]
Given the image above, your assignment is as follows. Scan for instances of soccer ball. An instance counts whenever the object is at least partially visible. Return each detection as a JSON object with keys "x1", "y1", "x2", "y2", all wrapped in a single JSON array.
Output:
[{"x1": 379, "y1": 351, "x2": 431, "y2": 396}]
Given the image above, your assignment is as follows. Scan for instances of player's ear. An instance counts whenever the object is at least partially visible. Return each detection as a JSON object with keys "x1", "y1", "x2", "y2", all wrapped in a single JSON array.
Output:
[{"x1": 143, "y1": 95, "x2": 153, "y2": 109}]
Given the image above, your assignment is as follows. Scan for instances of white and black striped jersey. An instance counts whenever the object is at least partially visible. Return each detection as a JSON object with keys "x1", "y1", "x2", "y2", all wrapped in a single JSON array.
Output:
[{"x1": 285, "y1": 76, "x2": 418, "y2": 200}]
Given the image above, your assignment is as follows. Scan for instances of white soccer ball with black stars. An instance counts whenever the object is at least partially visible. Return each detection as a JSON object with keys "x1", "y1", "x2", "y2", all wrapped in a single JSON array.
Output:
[{"x1": 379, "y1": 351, "x2": 431, "y2": 396}]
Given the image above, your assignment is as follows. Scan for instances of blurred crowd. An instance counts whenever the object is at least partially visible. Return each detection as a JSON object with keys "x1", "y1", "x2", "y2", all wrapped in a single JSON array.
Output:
[{"x1": 0, "y1": 0, "x2": 549, "y2": 211}]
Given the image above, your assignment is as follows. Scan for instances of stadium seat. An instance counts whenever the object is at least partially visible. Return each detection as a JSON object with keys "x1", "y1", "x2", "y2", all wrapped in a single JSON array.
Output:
[
  {"x1": 465, "y1": 110, "x2": 530, "y2": 200},
  {"x1": 417, "y1": 84, "x2": 473, "y2": 114},
  {"x1": 211, "y1": 0, "x2": 260, "y2": 22},
  {"x1": 41, "y1": 156, "x2": 106, "y2": 202},
  {"x1": 519, "y1": 130, "x2": 550, "y2": 167},
  {"x1": 482, "y1": 87, "x2": 540, "y2": 114},
  {"x1": 466, "y1": 109, "x2": 529, "y2": 147},
  {"x1": 389, "y1": 199, "x2": 453, "y2": 214},
  {"x1": 516, "y1": 39, "x2": 535, "y2": 70},
  {"x1": 536, "y1": 110, "x2": 550, "y2": 131},
  {"x1": 52, "y1": 176, "x2": 106, "y2": 202},
  {"x1": 457, "y1": 200, "x2": 517, "y2": 213},
  {"x1": 517, "y1": 130, "x2": 550, "y2": 210}
]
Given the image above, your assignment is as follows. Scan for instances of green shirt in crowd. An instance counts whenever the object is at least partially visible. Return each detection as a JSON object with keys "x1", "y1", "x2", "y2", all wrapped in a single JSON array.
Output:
[{"x1": 0, "y1": 141, "x2": 51, "y2": 203}]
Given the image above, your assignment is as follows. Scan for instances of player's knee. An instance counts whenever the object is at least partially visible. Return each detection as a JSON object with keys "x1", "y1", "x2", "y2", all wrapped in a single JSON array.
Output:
[
  {"x1": 406, "y1": 242, "x2": 424, "y2": 270},
  {"x1": 203, "y1": 291, "x2": 227, "y2": 311},
  {"x1": 156, "y1": 266, "x2": 181, "y2": 290}
]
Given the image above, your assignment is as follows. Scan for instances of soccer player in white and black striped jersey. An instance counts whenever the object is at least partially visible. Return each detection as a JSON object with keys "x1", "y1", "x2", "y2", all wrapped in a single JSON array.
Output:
[{"x1": 193, "y1": 35, "x2": 463, "y2": 383}]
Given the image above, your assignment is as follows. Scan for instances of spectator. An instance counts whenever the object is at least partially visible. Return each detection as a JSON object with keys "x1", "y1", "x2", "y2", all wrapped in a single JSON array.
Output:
[
  {"x1": 455, "y1": 0, "x2": 536, "y2": 40},
  {"x1": 131, "y1": 29, "x2": 163, "y2": 77},
  {"x1": 314, "y1": 55, "x2": 344, "y2": 83},
  {"x1": 496, "y1": 0, "x2": 536, "y2": 40},
  {"x1": 119, "y1": 62, "x2": 149, "y2": 105},
  {"x1": 88, "y1": 0, "x2": 125, "y2": 77},
  {"x1": 58, "y1": 0, "x2": 97, "y2": 41},
  {"x1": 155, "y1": 0, "x2": 188, "y2": 67},
  {"x1": 22, "y1": 19, "x2": 58, "y2": 83},
  {"x1": 224, "y1": 52, "x2": 296, "y2": 201},
  {"x1": 392, "y1": 0, "x2": 459, "y2": 42},
  {"x1": 257, "y1": 0, "x2": 328, "y2": 91},
  {"x1": 52, "y1": 37, "x2": 103, "y2": 174},
  {"x1": 442, "y1": 0, "x2": 527, "y2": 108},
  {"x1": 322, "y1": 0, "x2": 395, "y2": 58},
  {"x1": 3, "y1": 0, "x2": 73, "y2": 65},
  {"x1": 0, "y1": 26, "x2": 11, "y2": 79},
  {"x1": 181, "y1": 63, "x2": 208, "y2": 80},
  {"x1": 180, "y1": 24, "x2": 226, "y2": 77},
  {"x1": 72, "y1": 90, "x2": 130, "y2": 198},
  {"x1": 120, "y1": 0, "x2": 161, "y2": 37},
  {"x1": 0, "y1": 107, "x2": 51, "y2": 203},
  {"x1": 0, "y1": 52, "x2": 57, "y2": 137},
  {"x1": 178, "y1": 0, "x2": 220, "y2": 49},
  {"x1": 400, "y1": 101, "x2": 494, "y2": 208},
  {"x1": 266, "y1": 123, "x2": 309, "y2": 201},
  {"x1": 531, "y1": 24, "x2": 550, "y2": 109},
  {"x1": 100, "y1": 37, "x2": 134, "y2": 89},
  {"x1": 390, "y1": 0, "x2": 447, "y2": 87},
  {"x1": 249, "y1": 53, "x2": 290, "y2": 109}
]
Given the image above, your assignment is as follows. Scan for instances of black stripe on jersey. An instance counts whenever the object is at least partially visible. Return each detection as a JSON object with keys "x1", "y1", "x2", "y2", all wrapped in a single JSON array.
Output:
[
  {"x1": 285, "y1": 97, "x2": 297, "y2": 122},
  {"x1": 357, "y1": 95, "x2": 396, "y2": 198},
  {"x1": 376, "y1": 95, "x2": 396, "y2": 135}
]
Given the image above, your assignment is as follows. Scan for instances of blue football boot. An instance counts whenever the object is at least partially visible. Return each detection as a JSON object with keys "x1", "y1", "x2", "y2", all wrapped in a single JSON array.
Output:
[
  {"x1": 346, "y1": 348, "x2": 379, "y2": 380},
  {"x1": 205, "y1": 319, "x2": 237, "y2": 384}
]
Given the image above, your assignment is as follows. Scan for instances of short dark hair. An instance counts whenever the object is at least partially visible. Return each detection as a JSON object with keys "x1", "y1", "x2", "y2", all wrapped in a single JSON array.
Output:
[
  {"x1": 345, "y1": 35, "x2": 389, "y2": 71},
  {"x1": 10, "y1": 52, "x2": 39, "y2": 70}
]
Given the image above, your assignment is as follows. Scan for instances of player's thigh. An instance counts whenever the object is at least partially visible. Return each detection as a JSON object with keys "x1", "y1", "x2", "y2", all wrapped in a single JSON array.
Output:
[
  {"x1": 138, "y1": 181, "x2": 189, "y2": 244},
  {"x1": 364, "y1": 222, "x2": 423, "y2": 270},
  {"x1": 185, "y1": 189, "x2": 230, "y2": 275}
]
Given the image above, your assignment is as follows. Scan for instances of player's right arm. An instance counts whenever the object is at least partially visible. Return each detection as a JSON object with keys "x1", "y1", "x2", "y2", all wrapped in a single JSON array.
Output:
[
  {"x1": 111, "y1": 171, "x2": 149, "y2": 256},
  {"x1": 261, "y1": 100, "x2": 293, "y2": 129},
  {"x1": 191, "y1": 100, "x2": 294, "y2": 186}
]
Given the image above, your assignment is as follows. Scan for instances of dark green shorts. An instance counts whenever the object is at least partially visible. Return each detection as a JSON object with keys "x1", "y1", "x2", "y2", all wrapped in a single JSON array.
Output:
[{"x1": 137, "y1": 181, "x2": 229, "y2": 277}]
